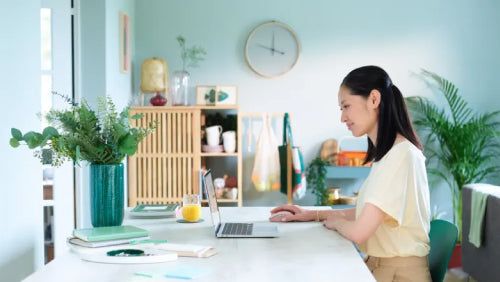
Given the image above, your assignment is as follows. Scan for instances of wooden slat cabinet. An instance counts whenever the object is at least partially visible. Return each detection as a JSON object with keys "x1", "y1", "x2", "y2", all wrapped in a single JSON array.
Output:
[{"x1": 128, "y1": 106, "x2": 242, "y2": 207}]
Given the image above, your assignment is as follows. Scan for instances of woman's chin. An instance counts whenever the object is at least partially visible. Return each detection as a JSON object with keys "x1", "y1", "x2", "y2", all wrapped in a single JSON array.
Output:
[{"x1": 350, "y1": 131, "x2": 363, "y2": 137}]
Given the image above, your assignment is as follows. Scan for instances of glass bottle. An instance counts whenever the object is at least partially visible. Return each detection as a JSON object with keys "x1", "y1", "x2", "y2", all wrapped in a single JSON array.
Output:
[{"x1": 172, "y1": 70, "x2": 190, "y2": 106}]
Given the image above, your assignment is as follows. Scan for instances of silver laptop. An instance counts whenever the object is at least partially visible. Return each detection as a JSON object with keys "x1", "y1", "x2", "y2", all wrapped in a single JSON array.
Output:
[{"x1": 203, "y1": 170, "x2": 279, "y2": 238}]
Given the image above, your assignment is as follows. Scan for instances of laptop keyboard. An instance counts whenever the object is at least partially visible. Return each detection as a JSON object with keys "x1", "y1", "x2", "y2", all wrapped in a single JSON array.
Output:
[{"x1": 222, "y1": 223, "x2": 253, "y2": 236}]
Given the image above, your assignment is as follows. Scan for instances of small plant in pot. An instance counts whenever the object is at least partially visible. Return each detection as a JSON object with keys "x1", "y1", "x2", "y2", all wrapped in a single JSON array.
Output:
[
  {"x1": 405, "y1": 70, "x2": 500, "y2": 242},
  {"x1": 306, "y1": 157, "x2": 329, "y2": 206},
  {"x1": 9, "y1": 93, "x2": 157, "y2": 227}
]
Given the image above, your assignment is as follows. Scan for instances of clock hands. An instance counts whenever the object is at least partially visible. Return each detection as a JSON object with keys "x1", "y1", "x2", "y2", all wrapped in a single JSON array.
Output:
[
  {"x1": 272, "y1": 32, "x2": 275, "y2": 56},
  {"x1": 257, "y1": 43, "x2": 285, "y2": 55}
]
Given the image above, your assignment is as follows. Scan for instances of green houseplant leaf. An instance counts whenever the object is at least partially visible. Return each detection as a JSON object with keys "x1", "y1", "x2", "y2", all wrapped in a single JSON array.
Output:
[
  {"x1": 42, "y1": 126, "x2": 59, "y2": 138},
  {"x1": 118, "y1": 133, "x2": 137, "y2": 156},
  {"x1": 405, "y1": 70, "x2": 500, "y2": 241},
  {"x1": 11, "y1": 128, "x2": 23, "y2": 140},
  {"x1": 306, "y1": 157, "x2": 329, "y2": 206},
  {"x1": 9, "y1": 138, "x2": 20, "y2": 148},
  {"x1": 9, "y1": 93, "x2": 157, "y2": 167}
]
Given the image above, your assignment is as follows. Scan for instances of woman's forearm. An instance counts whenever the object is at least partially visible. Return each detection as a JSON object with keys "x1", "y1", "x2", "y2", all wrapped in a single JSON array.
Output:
[{"x1": 316, "y1": 207, "x2": 356, "y2": 221}]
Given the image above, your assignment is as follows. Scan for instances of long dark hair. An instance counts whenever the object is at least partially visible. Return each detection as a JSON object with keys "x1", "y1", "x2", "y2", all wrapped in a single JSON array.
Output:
[{"x1": 341, "y1": 65, "x2": 422, "y2": 163}]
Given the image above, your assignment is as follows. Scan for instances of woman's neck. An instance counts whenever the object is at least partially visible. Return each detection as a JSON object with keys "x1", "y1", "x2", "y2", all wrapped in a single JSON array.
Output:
[{"x1": 393, "y1": 134, "x2": 406, "y2": 145}]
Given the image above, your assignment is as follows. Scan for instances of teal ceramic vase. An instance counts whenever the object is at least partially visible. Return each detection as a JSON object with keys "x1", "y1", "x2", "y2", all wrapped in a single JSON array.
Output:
[{"x1": 90, "y1": 163, "x2": 124, "y2": 227}]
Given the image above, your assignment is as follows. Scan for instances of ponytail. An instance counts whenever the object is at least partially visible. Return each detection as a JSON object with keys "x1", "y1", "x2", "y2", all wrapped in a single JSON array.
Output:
[{"x1": 390, "y1": 84, "x2": 423, "y2": 151}]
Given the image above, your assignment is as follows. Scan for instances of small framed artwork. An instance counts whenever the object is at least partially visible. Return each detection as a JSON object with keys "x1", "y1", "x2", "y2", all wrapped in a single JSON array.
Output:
[
  {"x1": 215, "y1": 85, "x2": 238, "y2": 105},
  {"x1": 119, "y1": 11, "x2": 131, "y2": 73},
  {"x1": 195, "y1": 85, "x2": 238, "y2": 106},
  {"x1": 196, "y1": 85, "x2": 217, "y2": 105}
]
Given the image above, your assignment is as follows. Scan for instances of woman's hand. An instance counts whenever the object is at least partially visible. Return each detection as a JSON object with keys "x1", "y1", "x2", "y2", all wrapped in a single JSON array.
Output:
[
  {"x1": 322, "y1": 212, "x2": 345, "y2": 231},
  {"x1": 270, "y1": 205, "x2": 313, "y2": 222}
]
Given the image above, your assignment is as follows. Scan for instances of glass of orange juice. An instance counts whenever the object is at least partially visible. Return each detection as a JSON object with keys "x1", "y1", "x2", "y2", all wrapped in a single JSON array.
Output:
[{"x1": 182, "y1": 194, "x2": 202, "y2": 222}]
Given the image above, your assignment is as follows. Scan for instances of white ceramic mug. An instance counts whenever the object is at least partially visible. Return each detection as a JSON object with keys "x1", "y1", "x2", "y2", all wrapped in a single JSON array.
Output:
[
  {"x1": 226, "y1": 187, "x2": 237, "y2": 199},
  {"x1": 206, "y1": 125, "x2": 223, "y2": 146},
  {"x1": 222, "y1": 131, "x2": 236, "y2": 153}
]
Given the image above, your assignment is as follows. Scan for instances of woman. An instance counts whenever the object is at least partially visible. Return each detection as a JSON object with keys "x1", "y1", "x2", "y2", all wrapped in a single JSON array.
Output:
[{"x1": 271, "y1": 66, "x2": 431, "y2": 281}]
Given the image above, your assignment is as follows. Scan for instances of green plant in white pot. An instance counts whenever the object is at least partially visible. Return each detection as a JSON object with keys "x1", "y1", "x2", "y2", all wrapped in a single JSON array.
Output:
[
  {"x1": 10, "y1": 94, "x2": 157, "y2": 227},
  {"x1": 405, "y1": 70, "x2": 500, "y2": 241}
]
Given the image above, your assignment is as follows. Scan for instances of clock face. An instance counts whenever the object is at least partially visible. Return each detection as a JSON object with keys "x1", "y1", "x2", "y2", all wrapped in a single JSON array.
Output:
[{"x1": 245, "y1": 22, "x2": 301, "y2": 78}]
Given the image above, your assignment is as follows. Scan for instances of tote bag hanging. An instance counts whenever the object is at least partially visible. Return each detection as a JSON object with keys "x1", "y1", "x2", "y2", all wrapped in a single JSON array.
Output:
[
  {"x1": 251, "y1": 114, "x2": 281, "y2": 191},
  {"x1": 278, "y1": 113, "x2": 306, "y2": 200}
]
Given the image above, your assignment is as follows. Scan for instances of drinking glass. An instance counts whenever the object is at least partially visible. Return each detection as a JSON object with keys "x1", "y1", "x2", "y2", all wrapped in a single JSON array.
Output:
[{"x1": 182, "y1": 194, "x2": 201, "y2": 222}]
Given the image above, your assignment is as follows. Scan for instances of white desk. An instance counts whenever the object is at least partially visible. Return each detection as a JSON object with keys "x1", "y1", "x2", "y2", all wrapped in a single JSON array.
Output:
[{"x1": 25, "y1": 207, "x2": 374, "y2": 282}]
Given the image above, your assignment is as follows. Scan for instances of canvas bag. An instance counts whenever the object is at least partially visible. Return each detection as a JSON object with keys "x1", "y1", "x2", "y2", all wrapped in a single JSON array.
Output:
[
  {"x1": 251, "y1": 114, "x2": 281, "y2": 191},
  {"x1": 278, "y1": 113, "x2": 306, "y2": 200}
]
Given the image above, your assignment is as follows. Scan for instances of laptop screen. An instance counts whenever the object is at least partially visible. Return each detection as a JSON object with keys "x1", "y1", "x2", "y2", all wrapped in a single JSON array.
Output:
[{"x1": 203, "y1": 170, "x2": 221, "y2": 230}]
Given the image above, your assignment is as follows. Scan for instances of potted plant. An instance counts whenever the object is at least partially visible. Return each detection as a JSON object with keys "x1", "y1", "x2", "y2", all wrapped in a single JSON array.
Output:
[
  {"x1": 9, "y1": 93, "x2": 157, "y2": 227},
  {"x1": 306, "y1": 157, "x2": 329, "y2": 205},
  {"x1": 405, "y1": 70, "x2": 500, "y2": 266},
  {"x1": 171, "y1": 35, "x2": 207, "y2": 106}
]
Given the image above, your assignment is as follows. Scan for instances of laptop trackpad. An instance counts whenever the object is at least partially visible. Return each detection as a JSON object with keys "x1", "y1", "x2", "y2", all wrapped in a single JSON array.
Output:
[{"x1": 253, "y1": 223, "x2": 279, "y2": 237}]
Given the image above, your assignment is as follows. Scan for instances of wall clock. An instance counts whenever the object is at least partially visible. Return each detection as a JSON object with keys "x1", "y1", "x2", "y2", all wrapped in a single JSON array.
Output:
[{"x1": 245, "y1": 21, "x2": 301, "y2": 78}]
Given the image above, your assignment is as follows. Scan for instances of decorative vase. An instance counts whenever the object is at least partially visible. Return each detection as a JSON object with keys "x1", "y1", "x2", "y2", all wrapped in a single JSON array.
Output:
[
  {"x1": 90, "y1": 163, "x2": 124, "y2": 227},
  {"x1": 172, "y1": 70, "x2": 190, "y2": 106},
  {"x1": 150, "y1": 92, "x2": 167, "y2": 106}
]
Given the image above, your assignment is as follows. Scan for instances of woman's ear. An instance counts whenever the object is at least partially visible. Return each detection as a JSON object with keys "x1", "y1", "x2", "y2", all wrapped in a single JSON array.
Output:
[{"x1": 368, "y1": 89, "x2": 381, "y2": 109}]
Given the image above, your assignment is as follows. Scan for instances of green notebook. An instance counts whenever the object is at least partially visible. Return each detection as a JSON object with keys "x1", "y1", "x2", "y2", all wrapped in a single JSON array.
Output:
[{"x1": 73, "y1": 225, "x2": 149, "y2": 242}]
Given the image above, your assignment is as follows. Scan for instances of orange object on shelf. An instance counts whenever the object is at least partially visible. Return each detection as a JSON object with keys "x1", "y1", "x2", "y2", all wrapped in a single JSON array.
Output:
[{"x1": 337, "y1": 151, "x2": 370, "y2": 167}]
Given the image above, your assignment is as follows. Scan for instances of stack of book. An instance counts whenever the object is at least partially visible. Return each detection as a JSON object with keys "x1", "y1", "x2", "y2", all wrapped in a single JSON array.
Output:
[
  {"x1": 68, "y1": 225, "x2": 179, "y2": 264},
  {"x1": 68, "y1": 225, "x2": 217, "y2": 259},
  {"x1": 69, "y1": 225, "x2": 150, "y2": 248}
]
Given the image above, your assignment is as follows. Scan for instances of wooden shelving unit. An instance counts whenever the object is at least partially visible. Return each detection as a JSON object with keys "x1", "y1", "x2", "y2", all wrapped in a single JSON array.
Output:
[{"x1": 128, "y1": 106, "x2": 242, "y2": 207}]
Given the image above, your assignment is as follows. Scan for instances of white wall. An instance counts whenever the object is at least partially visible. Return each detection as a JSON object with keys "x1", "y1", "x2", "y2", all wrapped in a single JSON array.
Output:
[
  {"x1": 0, "y1": 1, "x2": 44, "y2": 281},
  {"x1": 133, "y1": 0, "x2": 500, "y2": 215}
]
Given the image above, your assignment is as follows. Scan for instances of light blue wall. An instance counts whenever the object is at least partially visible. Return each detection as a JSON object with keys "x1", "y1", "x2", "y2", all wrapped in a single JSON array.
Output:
[
  {"x1": 105, "y1": 0, "x2": 135, "y2": 110},
  {"x1": 133, "y1": 0, "x2": 500, "y2": 214},
  {"x1": 80, "y1": 0, "x2": 135, "y2": 108},
  {"x1": 78, "y1": 0, "x2": 135, "y2": 228},
  {"x1": 80, "y1": 0, "x2": 106, "y2": 107},
  {"x1": 0, "y1": 1, "x2": 44, "y2": 281}
]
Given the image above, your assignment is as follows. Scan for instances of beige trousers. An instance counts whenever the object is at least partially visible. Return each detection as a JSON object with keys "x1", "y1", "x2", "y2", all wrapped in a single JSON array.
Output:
[{"x1": 364, "y1": 256, "x2": 432, "y2": 282}]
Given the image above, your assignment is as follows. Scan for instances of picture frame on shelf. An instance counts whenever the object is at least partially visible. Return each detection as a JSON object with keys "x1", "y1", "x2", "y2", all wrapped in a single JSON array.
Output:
[
  {"x1": 196, "y1": 85, "x2": 217, "y2": 106},
  {"x1": 196, "y1": 85, "x2": 238, "y2": 106},
  {"x1": 215, "y1": 85, "x2": 238, "y2": 105}
]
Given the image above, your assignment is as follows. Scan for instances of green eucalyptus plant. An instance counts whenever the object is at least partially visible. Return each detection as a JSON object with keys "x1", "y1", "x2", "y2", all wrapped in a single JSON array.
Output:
[
  {"x1": 9, "y1": 93, "x2": 157, "y2": 166},
  {"x1": 176, "y1": 35, "x2": 207, "y2": 72},
  {"x1": 405, "y1": 70, "x2": 500, "y2": 240},
  {"x1": 306, "y1": 157, "x2": 329, "y2": 206}
]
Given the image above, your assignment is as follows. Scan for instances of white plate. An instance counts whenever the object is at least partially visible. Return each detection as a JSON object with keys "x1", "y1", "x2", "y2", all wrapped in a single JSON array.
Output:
[{"x1": 78, "y1": 247, "x2": 178, "y2": 264}]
